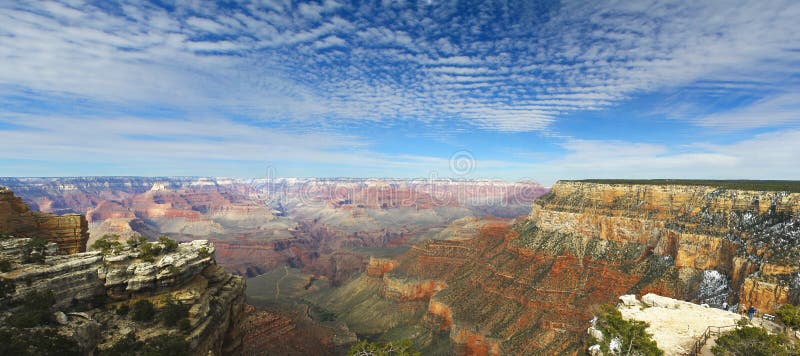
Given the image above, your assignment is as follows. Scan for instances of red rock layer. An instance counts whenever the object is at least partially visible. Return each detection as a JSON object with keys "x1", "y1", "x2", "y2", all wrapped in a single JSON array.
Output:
[
  {"x1": 365, "y1": 181, "x2": 800, "y2": 354},
  {"x1": 240, "y1": 305, "x2": 339, "y2": 355}
]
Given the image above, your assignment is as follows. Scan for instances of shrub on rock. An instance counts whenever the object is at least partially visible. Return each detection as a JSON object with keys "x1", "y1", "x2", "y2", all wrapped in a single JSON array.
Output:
[
  {"x1": 0, "y1": 327, "x2": 80, "y2": 356},
  {"x1": 776, "y1": 303, "x2": 800, "y2": 330},
  {"x1": 116, "y1": 304, "x2": 130, "y2": 316},
  {"x1": 139, "y1": 334, "x2": 189, "y2": 356},
  {"x1": 7, "y1": 290, "x2": 56, "y2": 328},
  {"x1": 91, "y1": 234, "x2": 123, "y2": 255},
  {"x1": 590, "y1": 304, "x2": 663, "y2": 356},
  {"x1": 0, "y1": 278, "x2": 14, "y2": 300},
  {"x1": 158, "y1": 236, "x2": 179, "y2": 254},
  {"x1": 22, "y1": 237, "x2": 49, "y2": 264},
  {"x1": 131, "y1": 299, "x2": 156, "y2": 322},
  {"x1": 161, "y1": 295, "x2": 189, "y2": 327},
  {"x1": 712, "y1": 326, "x2": 796, "y2": 356}
]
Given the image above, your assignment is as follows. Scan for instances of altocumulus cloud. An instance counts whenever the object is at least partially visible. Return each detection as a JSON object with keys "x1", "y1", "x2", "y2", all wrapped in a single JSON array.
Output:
[
  {"x1": 0, "y1": 0, "x2": 799, "y2": 180},
  {"x1": 1, "y1": 0, "x2": 798, "y2": 131}
]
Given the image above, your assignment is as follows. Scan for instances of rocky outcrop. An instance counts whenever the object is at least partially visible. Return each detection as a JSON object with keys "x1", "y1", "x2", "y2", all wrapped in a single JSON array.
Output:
[
  {"x1": 0, "y1": 237, "x2": 245, "y2": 355},
  {"x1": 323, "y1": 181, "x2": 799, "y2": 355},
  {"x1": 615, "y1": 293, "x2": 743, "y2": 355},
  {"x1": 366, "y1": 257, "x2": 398, "y2": 277},
  {"x1": 3, "y1": 248, "x2": 105, "y2": 308},
  {"x1": 101, "y1": 240, "x2": 216, "y2": 298},
  {"x1": 739, "y1": 278, "x2": 791, "y2": 314},
  {"x1": 1, "y1": 187, "x2": 89, "y2": 254},
  {"x1": 1, "y1": 188, "x2": 246, "y2": 355},
  {"x1": 1, "y1": 238, "x2": 218, "y2": 307},
  {"x1": 526, "y1": 181, "x2": 800, "y2": 313},
  {"x1": 381, "y1": 274, "x2": 446, "y2": 301},
  {"x1": 185, "y1": 265, "x2": 246, "y2": 355}
]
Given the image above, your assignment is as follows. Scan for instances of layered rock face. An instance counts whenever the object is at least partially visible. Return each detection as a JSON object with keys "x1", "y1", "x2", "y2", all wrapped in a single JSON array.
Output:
[
  {"x1": 527, "y1": 181, "x2": 800, "y2": 313},
  {"x1": 319, "y1": 181, "x2": 799, "y2": 355},
  {"x1": 0, "y1": 177, "x2": 547, "y2": 279},
  {"x1": 239, "y1": 305, "x2": 352, "y2": 355},
  {"x1": 0, "y1": 189, "x2": 247, "y2": 355},
  {"x1": 0, "y1": 237, "x2": 245, "y2": 355},
  {"x1": 0, "y1": 176, "x2": 549, "y2": 315},
  {"x1": 0, "y1": 187, "x2": 89, "y2": 254}
]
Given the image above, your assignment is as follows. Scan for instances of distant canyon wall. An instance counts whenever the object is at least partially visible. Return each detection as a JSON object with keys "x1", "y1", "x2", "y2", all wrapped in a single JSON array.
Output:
[
  {"x1": 0, "y1": 177, "x2": 547, "y2": 278},
  {"x1": 338, "y1": 181, "x2": 800, "y2": 354},
  {"x1": 531, "y1": 181, "x2": 800, "y2": 312}
]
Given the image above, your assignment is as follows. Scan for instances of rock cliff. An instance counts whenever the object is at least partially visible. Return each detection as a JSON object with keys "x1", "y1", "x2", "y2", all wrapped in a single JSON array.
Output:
[
  {"x1": 318, "y1": 180, "x2": 800, "y2": 355},
  {"x1": 0, "y1": 188, "x2": 246, "y2": 355},
  {"x1": 0, "y1": 177, "x2": 546, "y2": 279},
  {"x1": 527, "y1": 181, "x2": 800, "y2": 313},
  {"x1": 0, "y1": 237, "x2": 245, "y2": 355},
  {"x1": 1, "y1": 187, "x2": 89, "y2": 254}
]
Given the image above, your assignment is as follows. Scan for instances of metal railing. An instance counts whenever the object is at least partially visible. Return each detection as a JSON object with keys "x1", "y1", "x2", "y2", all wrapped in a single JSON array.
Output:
[{"x1": 688, "y1": 325, "x2": 738, "y2": 356}]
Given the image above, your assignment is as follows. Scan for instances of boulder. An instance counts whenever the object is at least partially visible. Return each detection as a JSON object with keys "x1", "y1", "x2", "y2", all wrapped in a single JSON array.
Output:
[
  {"x1": 54, "y1": 311, "x2": 69, "y2": 325},
  {"x1": 642, "y1": 293, "x2": 681, "y2": 309},
  {"x1": 619, "y1": 294, "x2": 640, "y2": 307},
  {"x1": 588, "y1": 326, "x2": 604, "y2": 341}
]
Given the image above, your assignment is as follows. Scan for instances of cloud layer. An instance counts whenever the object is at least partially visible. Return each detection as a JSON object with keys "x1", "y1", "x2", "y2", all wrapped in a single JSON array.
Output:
[
  {"x1": 2, "y1": 113, "x2": 799, "y2": 185},
  {"x1": 2, "y1": 0, "x2": 798, "y2": 132},
  {"x1": 1, "y1": 1, "x2": 799, "y2": 180}
]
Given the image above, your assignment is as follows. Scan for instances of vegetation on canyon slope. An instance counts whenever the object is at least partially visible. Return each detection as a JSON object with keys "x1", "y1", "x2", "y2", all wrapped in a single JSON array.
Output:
[
  {"x1": 0, "y1": 278, "x2": 13, "y2": 298},
  {"x1": 776, "y1": 303, "x2": 800, "y2": 330},
  {"x1": 131, "y1": 299, "x2": 157, "y2": 322},
  {"x1": 21, "y1": 237, "x2": 48, "y2": 264},
  {"x1": 98, "y1": 333, "x2": 189, "y2": 356},
  {"x1": 91, "y1": 234, "x2": 180, "y2": 262},
  {"x1": 590, "y1": 304, "x2": 663, "y2": 356},
  {"x1": 0, "y1": 290, "x2": 81, "y2": 355},
  {"x1": 348, "y1": 339, "x2": 420, "y2": 356},
  {"x1": 712, "y1": 325, "x2": 797, "y2": 356}
]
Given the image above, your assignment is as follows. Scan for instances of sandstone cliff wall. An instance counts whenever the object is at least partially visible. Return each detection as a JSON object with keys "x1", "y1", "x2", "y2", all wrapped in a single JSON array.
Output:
[
  {"x1": 347, "y1": 181, "x2": 800, "y2": 355},
  {"x1": 1, "y1": 238, "x2": 245, "y2": 355},
  {"x1": 529, "y1": 181, "x2": 800, "y2": 312},
  {"x1": 1, "y1": 187, "x2": 89, "y2": 254},
  {"x1": 1, "y1": 188, "x2": 246, "y2": 355}
]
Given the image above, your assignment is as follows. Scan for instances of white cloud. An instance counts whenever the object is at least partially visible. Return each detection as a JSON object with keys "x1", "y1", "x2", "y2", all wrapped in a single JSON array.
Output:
[
  {"x1": 1, "y1": 0, "x2": 800, "y2": 183},
  {"x1": 691, "y1": 92, "x2": 800, "y2": 130},
  {"x1": 0, "y1": 114, "x2": 498, "y2": 177},
  {"x1": 525, "y1": 129, "x2": 800, "y2": 183},
  {"x1": 0, "y1": 0, "x2": 797, "y2": 133},
  {"x1": 2, "y1": 112, "x2": 799, "y2": 183}
]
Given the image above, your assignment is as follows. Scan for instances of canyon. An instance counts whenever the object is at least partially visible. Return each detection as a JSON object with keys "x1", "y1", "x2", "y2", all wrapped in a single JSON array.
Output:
[
  {"x1": 2, "y1": 178, "x2": 799, "y2": 355},
  {"x1": 270, "y1": 180, "x2": 800, "y2": 354},
  {"x1": 0, "y1": 177, "x2": 546, "y2": 354},
  {"x1": 0, "y1": 177, "x2": 545, "y2": 279}
]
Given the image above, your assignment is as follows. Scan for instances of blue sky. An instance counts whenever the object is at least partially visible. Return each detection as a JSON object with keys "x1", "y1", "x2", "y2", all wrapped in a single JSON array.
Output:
[{"x1": 0, "y1": 0, "x2": 798, "y2": 185}]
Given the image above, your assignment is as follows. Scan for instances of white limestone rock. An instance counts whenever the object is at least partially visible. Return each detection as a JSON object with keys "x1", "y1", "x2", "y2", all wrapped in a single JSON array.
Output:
[
  {"x1": 588, "y1": 326, "x2": 604, "y2": 341},
  {"x1": 588, "y1": 344, "x2": 602, "y2": 356},
  {"x1": 642, "y1": 293, "x2": 681, "y2": 309},
  {"x1": 54, "y1": 311, "x2": 69, "y2": 325},
  {"x1": 619, "y1": 294, "x2": 641, "y2": 307}
]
